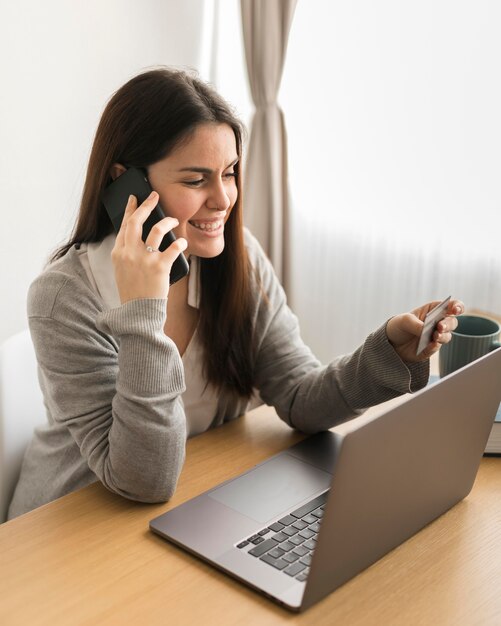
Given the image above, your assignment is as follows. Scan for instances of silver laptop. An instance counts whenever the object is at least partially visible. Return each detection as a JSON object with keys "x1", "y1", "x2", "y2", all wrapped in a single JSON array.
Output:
[{"x1": 150, "y1": 348, "x2": 501, "y2": 612}]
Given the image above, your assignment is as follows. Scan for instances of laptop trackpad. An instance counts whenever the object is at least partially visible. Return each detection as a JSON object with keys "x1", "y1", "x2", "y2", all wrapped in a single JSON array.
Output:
[{"x1": 208, "y1": 454, "x2": 332, "y2": 524}]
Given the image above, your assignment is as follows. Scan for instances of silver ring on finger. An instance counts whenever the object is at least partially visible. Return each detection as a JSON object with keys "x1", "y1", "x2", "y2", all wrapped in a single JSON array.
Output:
[{"x1": 145, "y1": 245, "x2": 158, "y2": 253}]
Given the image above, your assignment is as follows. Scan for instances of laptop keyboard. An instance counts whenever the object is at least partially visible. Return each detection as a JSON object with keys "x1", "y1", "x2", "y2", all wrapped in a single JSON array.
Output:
[{"x1": 235, "y1": 491, "x2": 329, "y2": 582}]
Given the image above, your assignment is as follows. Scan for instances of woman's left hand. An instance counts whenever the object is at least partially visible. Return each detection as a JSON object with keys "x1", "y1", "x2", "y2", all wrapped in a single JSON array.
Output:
[{"x1": 386, "y1": 299, "x2": 465, "y2": 363}]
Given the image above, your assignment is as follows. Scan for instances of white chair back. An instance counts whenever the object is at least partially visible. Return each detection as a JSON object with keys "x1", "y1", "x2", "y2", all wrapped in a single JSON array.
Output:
[{"x1": 0, "y1": 330, "x2": 46, "y2": 522}]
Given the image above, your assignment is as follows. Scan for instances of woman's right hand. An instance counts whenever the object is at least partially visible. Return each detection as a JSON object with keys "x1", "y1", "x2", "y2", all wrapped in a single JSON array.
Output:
[{"x1": 111, "y1": 191, "x2": 188, "y2": 304}]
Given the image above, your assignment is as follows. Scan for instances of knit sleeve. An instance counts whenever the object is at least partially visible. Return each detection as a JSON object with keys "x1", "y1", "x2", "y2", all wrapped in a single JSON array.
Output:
[
  {"x1": 245, "y1": 231, "x2": 429, "y2": 433},
  {"x1": 28, "y1": 271, "x2": 187, "y2": 502}
]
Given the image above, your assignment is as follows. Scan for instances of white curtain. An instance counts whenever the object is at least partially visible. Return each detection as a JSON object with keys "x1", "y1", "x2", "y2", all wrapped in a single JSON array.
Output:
[
  {"x1": 289, "y1": 215, "x2": 501, "y2": 361},
  {"x1": 240, "y1": 0, "x2": 297, "y2": 291}
]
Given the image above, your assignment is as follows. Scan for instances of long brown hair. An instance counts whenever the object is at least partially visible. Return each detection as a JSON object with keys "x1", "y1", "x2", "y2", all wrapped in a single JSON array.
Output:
[{"x1": 55, "y1": 68, "x2": 255, "y2": 398}]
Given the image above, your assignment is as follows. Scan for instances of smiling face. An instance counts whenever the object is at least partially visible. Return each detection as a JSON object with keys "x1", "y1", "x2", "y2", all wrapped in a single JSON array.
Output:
[{"x1": 146, "y1": 123, "x2": 239, "y2": 258}]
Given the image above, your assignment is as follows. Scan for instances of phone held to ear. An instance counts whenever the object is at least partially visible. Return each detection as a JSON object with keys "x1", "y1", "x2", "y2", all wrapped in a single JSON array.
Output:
[{"x1": 102, "y1": 167, "x2": 190, "y2": 285}]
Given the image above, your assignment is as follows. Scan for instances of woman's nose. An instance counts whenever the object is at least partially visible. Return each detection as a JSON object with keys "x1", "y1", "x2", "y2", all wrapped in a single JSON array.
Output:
[{"x1": 207, "y1": 180, "x2": 231, "y2": 211}]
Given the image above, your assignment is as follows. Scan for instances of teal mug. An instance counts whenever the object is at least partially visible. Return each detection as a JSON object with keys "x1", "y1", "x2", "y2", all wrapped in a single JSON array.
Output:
[{"x1": 439, "y1": 315, "x2": 501, "y2": 377}]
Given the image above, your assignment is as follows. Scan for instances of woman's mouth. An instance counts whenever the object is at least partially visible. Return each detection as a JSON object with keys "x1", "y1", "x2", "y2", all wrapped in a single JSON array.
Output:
[{"x1": 188, "y1": 219, "x2": 224, "y2": 234}]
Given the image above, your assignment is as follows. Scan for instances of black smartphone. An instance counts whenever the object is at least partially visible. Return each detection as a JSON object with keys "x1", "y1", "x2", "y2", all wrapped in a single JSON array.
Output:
[{"x1": 102, "y1": 167, "x2": 189, "y2": 285}]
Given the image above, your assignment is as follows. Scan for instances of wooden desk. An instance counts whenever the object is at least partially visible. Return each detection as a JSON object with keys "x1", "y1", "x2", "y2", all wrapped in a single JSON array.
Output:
[{"x1": 1, "y1": 404, "x2": 501, "y2": 626}]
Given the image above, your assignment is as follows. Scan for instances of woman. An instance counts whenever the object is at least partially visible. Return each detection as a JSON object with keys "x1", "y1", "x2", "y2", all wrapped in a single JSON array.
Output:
[{"x1": 8, "y1": 68, "x2": 463, "y2": 519}]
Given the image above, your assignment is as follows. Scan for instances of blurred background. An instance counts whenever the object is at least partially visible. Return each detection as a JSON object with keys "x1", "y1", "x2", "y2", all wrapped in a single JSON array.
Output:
[{"x1": 1, "y1": 0, "x2": 500, "y2": 362}]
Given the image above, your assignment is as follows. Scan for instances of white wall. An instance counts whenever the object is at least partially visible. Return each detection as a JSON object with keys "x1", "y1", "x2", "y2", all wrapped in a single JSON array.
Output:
[{"x1": 0, "y1": 0, "x2": 211, "y2": 345}]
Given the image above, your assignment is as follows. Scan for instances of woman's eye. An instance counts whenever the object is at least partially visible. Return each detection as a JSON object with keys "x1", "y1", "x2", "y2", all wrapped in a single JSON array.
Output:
[
  {"x1": 224, "y1": 172, "x2": 236, "y2": 180},
  {"x1": 184, "y1": 179, "x2": 204, "y2": 187}
]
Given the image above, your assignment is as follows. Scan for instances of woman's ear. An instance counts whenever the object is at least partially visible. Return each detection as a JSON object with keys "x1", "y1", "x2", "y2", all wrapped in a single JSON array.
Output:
[{"x1": 110, "y1": 163, "x2": 127, "y2": 181}]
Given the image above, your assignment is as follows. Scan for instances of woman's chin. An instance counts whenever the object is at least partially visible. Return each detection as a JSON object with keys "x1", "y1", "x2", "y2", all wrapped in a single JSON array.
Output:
[
  {"x1": 186, "y1": 236, "x2": 225, "y2": 259},
  {"x1": 184, "y1": 221, "x2": 226, "y2": 258}
]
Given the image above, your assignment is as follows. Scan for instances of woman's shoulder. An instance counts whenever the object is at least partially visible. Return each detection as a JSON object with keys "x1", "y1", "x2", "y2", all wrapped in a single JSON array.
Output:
[
  {"x1": 243, "y1": 228, "x2": 274, "y2": 276},
  {"x1": 242, "y1": 228, "x2": 286, "y2": 307},
  {"x1": 28, "y1": 246, "x2": 101, "y2": 321}
]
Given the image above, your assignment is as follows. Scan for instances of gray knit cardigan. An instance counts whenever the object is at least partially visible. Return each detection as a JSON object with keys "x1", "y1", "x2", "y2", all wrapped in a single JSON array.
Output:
[{"x1": 8, "y1": 231, "x2": 428, "y2": 519}]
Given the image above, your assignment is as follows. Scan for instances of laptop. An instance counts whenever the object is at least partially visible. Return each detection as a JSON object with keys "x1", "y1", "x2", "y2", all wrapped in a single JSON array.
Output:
[{"x1": 150, "y1": 347, "x2": 501, "y2": 612}]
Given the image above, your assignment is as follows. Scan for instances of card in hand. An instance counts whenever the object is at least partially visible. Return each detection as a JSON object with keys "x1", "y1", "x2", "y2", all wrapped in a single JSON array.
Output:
[{"x1": 416, "y1": 296, "x2": 451, "y2": 356}]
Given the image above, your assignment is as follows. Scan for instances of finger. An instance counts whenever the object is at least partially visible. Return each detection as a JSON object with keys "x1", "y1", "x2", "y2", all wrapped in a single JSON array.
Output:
[
  {"x1": 144, "y1": 217, "x2": 180, "y2": 251},
  {"x1": 412, "y1": 301, "x2": 441, "y2": 322},
  {"x1": 115, "y1": 194, "x2": 137, "y2": 247},
  {"x1": 437, "y1": 315, "x2": 458, "y2": 333},
  {"x1": 421, "y1": 340, "x2": 441, "y2": 360},
  {"x1": 124, "y1": 191, "x2": 159, "y2": 248},
  {"x1": 447, "y1": 299, "x2": 465, "y2": 316},
  {"x1": 433, "y1": 329, "x2": 453, "y2": 344},
  {"x1": 160, "y1": 237, "x2": 188, "y2": 266}
]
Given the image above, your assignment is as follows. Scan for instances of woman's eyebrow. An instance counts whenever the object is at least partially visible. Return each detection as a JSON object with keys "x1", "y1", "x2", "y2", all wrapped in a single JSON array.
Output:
[
  {"x1": 177, "y1": 166, "x2": 212, "y2": 174},
  {"x1": 177, "y1": 158, "x2": 239, "y2": 174}
]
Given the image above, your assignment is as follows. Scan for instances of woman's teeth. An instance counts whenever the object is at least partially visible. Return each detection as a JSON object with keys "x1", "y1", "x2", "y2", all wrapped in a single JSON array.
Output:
[{"x1": 189, "y1": 220, "x2": 222, "y2": 231}]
